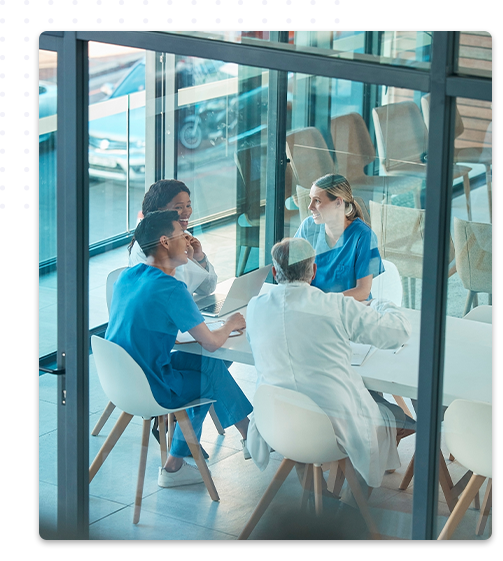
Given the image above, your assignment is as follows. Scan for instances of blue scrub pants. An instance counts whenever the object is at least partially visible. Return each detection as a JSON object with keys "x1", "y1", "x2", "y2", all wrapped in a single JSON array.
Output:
[{"x1": 166, "y1": 351, "x2": 253, "y2": 458}]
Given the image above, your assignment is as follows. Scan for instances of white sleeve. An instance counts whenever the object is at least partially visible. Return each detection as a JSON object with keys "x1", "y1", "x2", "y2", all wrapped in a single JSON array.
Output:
[
  {"x1": 338, "y1": 296, "x2": 411, "y2": 350},
  {"x1": 193, "y1": 257, "x2": 218, "y2": 296}
]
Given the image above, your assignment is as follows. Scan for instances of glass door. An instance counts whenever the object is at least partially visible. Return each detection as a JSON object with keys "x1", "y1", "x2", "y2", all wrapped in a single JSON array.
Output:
[{"x1": 39, "y1": 48, "x2": 59, "y2": 538}]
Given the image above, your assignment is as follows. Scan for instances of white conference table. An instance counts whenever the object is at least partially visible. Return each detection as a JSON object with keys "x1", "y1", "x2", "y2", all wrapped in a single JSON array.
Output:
[{"x1": 176, "y1": 281, "x2": 492, "y2": 407}]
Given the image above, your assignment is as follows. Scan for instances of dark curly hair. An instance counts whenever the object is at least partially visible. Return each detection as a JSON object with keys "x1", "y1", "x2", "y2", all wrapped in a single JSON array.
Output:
[{"x1": 129, "y1": 179, "x2": 191, "y2": 254}]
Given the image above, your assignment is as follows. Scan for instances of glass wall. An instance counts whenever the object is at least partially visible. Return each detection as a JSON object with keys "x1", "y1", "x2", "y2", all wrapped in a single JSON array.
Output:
[
  {"x1": 39, "y1": 30, "x2": 492, "y2": 541},
  {"x1": 39, "y1": 49, "x2": 58, "y2": 538},
  {"x1": 39, "y1": 49, "x2": 58, "y2": 357},
  {"x1": 169, "y1": 31, "x2": 432, "y2": 70},
  {"x1": 457, "y1": 32, "x2": 492, "y2": 78}
]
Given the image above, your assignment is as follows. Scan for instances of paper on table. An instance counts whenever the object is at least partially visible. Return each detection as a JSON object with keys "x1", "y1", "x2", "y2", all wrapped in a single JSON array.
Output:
[
  {"x1": 350, "y1": 342, "x2": 377, "y2": 366},
  {"x1": 176, "y1": 321, "x2": 242, "y2": 344}
]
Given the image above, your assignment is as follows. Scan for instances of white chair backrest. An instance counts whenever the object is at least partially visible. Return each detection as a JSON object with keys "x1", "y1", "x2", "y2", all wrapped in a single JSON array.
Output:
[
  {"x1": 91, "y1": 335, "x2": 167, "y2": 418},
  {"x1": 463, "y1": 305, "x2": 492, "y2": 323},
  {"x1": 253, "y1": 385, "x2": 345, "y2": 465},
  {"x1": 106, "y1": 267, "x2": 128, "y2": 314},
  {"x1": 453, "y1": 217, "x2": 492, "y2": 293},
  {"x1": 371, "y1": 259, "x2": 403, "y2": 306},
  {"x1": 443, "y1": 399, "x2": 492, "y2": 479}
]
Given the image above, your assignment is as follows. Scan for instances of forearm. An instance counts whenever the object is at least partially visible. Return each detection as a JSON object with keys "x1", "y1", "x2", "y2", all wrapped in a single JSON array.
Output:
[
  {"x1": 200, "y1": 324, "x2": 236, "y2": 352},
  {"x1": 342, "y1": 285, "x2": 370, "y2": 302}
]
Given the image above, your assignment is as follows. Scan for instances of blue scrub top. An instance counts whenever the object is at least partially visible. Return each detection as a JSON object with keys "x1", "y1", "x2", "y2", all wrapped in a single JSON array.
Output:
[
  {"x1": 295, "y1": 217, "x2": 384, "y2": 296},
  {"x1": 105, "y1": 264, "x2": 204, "y2": 407}
]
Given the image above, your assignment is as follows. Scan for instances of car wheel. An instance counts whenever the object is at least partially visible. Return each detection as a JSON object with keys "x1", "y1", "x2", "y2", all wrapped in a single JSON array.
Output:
[{"x1": 179, "y1": 121, "x2": 203, "y2": 150}]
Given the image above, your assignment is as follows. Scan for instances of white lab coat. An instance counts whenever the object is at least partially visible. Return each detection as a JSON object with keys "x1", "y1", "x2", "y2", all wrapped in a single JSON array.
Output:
[
  {"x1": 246, "y1": 281, "x2": 412, "y2": 488},
  {"x1": 128, "y1": 239, "x2": 217, "y2": 296}
]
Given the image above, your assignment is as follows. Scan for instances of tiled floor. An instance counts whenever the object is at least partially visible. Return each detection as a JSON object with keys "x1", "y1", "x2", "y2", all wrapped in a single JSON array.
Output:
[{"x1": 39, "y1": 183, "x2": 492, "y2": 540}]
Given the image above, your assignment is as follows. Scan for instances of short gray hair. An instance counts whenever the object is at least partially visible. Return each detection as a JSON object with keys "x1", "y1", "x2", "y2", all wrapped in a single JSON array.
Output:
[{"x1": 271, "y1": 238, "x2": 316, "y2": 283}]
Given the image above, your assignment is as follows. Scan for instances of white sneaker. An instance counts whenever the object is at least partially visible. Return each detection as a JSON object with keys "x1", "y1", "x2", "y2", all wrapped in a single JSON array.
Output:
[
  {"x1": 158, "y1": 461, "x2": 205, "y2": 488},
  {"x1": 241, "y1": 439, "x2": 251, "y2": 460}
]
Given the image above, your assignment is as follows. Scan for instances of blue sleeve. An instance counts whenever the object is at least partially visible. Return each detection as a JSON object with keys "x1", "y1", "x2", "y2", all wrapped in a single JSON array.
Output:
[
  {"x1": 168, "y1": 283, "x2": 205, "y2": 333},
  {"x1": 355, "y1": 227, "x2": 385, "y2": 280}
]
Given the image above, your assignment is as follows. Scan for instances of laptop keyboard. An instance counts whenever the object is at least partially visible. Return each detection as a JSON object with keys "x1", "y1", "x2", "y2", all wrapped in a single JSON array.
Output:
[{"x1": 200, "y1": 298, "x2": 226, "y2": 315}]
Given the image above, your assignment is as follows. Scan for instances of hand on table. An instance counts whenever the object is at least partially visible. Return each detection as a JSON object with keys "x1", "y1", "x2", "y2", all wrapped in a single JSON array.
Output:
[{"x1": 225, "y1": 312, "x2": 246, "y2": 332}]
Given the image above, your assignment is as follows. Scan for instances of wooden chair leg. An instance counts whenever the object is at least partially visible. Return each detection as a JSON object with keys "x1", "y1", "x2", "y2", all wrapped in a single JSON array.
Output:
[
  {"x1": 399, "y1": 454, "x2": 415, "y2": 490},
  {"x1": 158, "y1": 415, "x2": 168, "y2": 466},
  {"x1": 439, "y1": 453, "x2": 457, "y2": 512},
  {"x1": 300, "y1": 464, "x2": 313, "y2": 511},
  {"x1": 393, "y1": 395, "x2": 414, "y2": 419},
  {"x1": 313, "y1": 464, "x2": 323, "y2": 516},
  {"x1": 339, "y1": 458, "x2": 380, "y2": 539},
  {"x1": 209, "y1": 403, "x2": 225, "y2": 435},
  {"x1": 238, "y1": 458, "x2": 296, "y2": 540},
  {"x1": 438, "y1": 474, "x2": 485, "y2": 540},
  {"x1": 327, "y1": 461, "x2": 345, "y2": 498},
  {"x1": 133, "y1": 418, "x2": 151, "y2": 524},
  {"x1": 464, "y1": 291, "x2": 476, "y2": 316},
  {"x1": 476, "y1": 479, "x2": 492, "y2": 536},
  {"x1": 174, "y1": 409, "x2": 219, "y2": 502},
  {"x1": 167, "y1": 413, "x2": 175, "y2": 450},
  {"x1": 462, "y1": 173, "x2": 472, "y2": 221},
  {"x1": 89, "y1": 411, "x2": 133, "y2": 483},
  {"x1": 91, "y1": 401, "x2": 116, "y2": 436}
]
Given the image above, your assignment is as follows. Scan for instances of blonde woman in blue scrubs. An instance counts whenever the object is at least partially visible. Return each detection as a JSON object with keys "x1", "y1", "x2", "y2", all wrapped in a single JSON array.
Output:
[{"x1": 295, "y1": 173, "x2": 384, "y2": 301}]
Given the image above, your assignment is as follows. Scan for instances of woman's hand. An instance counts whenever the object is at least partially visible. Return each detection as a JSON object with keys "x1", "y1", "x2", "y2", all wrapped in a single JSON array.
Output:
[
  {"x1": 189, "y1": 236, "x2": 205, "y2": 262},
  {"x1": 184, "y1": 234, "x2": 195, "y2": 260}
]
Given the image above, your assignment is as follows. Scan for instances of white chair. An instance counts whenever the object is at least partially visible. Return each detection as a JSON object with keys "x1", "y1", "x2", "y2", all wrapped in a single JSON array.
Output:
[
  {"x1": 463, "y1": 304, "x2": 492, "y2": 323},
  {"x1": 372, "y1": 101, "x2": 472, "y2": 218},
  {"x1": 90, "y1": 335, "x2": 219, "y2": 524},
  {"x1": 238, "y1": 385, "x2": 379, "y2": 540},
  {"x1": 92, "y1": 268, "x2": 226, "y2": 438},
  {"x1": 453, "y1": 217, "x2": 492, "y2": 316},
  {"x1": 437, "y1": 399, "x2": 492, "y2": 539},
  {"x1": 371, "y1": 259, "x2": 402, "y2": 306},
  {"x1": 421, "y1": 94, "x2": 492, "y2": 222}
]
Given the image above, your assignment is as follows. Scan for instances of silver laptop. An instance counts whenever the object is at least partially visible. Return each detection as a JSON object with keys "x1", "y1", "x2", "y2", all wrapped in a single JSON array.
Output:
[{"x1": 196, "y1": 264, "x2": 272, "y2": 317}]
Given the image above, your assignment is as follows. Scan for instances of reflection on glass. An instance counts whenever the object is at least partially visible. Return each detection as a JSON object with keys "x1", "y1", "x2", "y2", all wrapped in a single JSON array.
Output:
[
  {"x1": 457, "y1": 32, "x2": 492, "y2": 79},
  {"x1": 167, "y1": 30, "x2": 432, "y2": 69},
  {"x1": 39, "y1": 49, "x2": 58, "y2": 357},
  {"x1": 438, "y1": 96, "x2": 492, "y2": 539}
]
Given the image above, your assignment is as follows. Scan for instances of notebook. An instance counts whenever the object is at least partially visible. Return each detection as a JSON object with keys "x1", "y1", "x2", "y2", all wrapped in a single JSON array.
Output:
[{"x1": 195, "y1": 264, "x2": 272, "y2": 318}]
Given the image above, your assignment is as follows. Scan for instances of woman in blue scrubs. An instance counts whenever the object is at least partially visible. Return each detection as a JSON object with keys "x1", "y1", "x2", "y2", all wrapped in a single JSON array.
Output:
[{"x1": 295, "y1": 173, "x2": 384, "y2": 301}]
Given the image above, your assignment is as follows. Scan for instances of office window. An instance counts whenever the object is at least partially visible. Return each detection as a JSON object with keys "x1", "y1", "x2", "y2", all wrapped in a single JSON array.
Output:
[
  {"x1": 39, "y1": 49, "x2": 58, "y2": 357},
  {"x1": 457, "y1": 32, "x2": 492, "y2": 79},
  {"x1": 167, "y1": 31, "x2": 432, "y2": 70}
]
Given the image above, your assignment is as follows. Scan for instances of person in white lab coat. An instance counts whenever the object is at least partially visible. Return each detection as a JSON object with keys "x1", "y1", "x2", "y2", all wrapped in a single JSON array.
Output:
[
  {"x1": 246, "y1": 237, "x2": 415, "y2": 490},
  {"x1": 128, "y1": 179, "x2": 217, "y2": 296}
]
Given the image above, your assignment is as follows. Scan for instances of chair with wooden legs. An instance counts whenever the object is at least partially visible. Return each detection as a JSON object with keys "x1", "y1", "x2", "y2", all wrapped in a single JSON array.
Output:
[
  {"x1": 437, "y1": 399, "x2": 492, "y2": 539},
  {"x1": 398, "y1": 307, "x2": 492, "y2": 510},
  {"x1": 90, "y1": 335, "x2": 219, "y2": 524},
  {"x1": 92, "y1": 267, "x2": 225, "y2": 439},
  {"x1": 453, "y1": 217, "x2": 492, "y2": 316},
  {"x1": 421, "y1": 94, "x2": 492, "y2": 222},
  {"x1": 238, "y1": 385, "x2": 380, "y2": 540}
]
